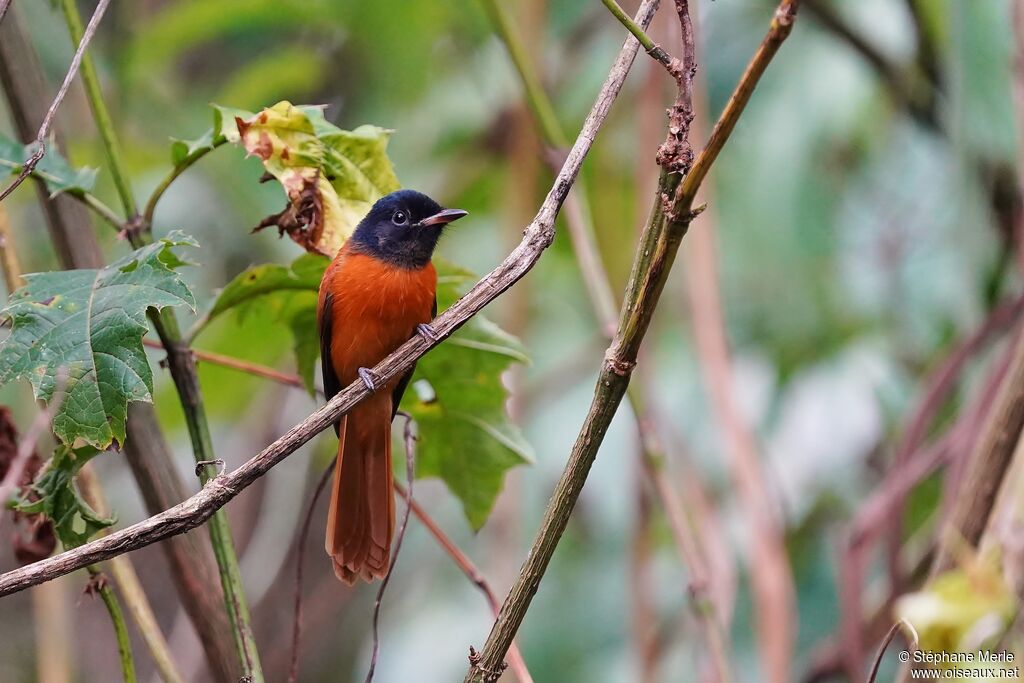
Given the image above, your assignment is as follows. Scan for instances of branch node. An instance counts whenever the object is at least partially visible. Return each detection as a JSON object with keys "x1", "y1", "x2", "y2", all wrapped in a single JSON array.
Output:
[
  {"x1": 194, "y1": 459, "x2": 226, "y2": 478},
  {"x1": 467, "y1": 647, "x2": 507, "y2": 683},
  {"x1": 603, "y1": 352, "x2": 636, "y2": 377},
  {"x1": 84, "y1": 570, "x2": 109, "y2": 596}
]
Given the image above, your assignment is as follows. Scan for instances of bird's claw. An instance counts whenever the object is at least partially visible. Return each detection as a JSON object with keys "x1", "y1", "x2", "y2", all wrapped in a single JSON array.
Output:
[
  {"x1": 357, "y1": 367, "x2": 379, "y2": 392},
  {"x1": 416, "y1": 323, "x2": 439, "y2": 343}
]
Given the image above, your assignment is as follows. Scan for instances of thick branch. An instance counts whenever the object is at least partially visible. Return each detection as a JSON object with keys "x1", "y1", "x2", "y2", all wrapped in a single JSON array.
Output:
[
  {"x1": 0, "y1": 3, "x2": 640, "y2": 596},
  {"x1": 464, "y1": 2, "x2": 800, "y2": 680}
]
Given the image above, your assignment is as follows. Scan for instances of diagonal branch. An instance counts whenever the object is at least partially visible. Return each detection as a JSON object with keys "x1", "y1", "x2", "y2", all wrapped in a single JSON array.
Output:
[
  {"x1": 464, "y1": 2, "x2": 800, "y2": 681},
  {"x1": 0, "y1": 0, "x2": 111, "y2": 204},
  {"x1": 0, "y1": 0, "x2": 649, "y2": 597}
]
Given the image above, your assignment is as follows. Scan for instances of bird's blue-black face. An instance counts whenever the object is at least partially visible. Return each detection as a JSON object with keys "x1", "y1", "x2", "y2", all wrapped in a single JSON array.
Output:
[{"x1": 350, "y1": 189, "x2": 467, "y2": 269}]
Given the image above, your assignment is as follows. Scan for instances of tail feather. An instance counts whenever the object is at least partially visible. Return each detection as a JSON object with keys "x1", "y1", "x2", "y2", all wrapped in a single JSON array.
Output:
[{"x1": 326, "y1": 397, "x2": 395, "y2": 585}]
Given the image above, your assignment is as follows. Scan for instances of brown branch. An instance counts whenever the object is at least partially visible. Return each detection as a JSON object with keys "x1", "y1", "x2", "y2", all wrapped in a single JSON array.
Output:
[
  {"x1": 932, "y1": 324, "x2": 1024, "y2": 573},
  {"x1": 464, "y1": 2, "x2": 800, "y2": 680},
  {"x1": 0, "y1": 0, "x2": 644, "y2": 596},
  {"x1": 0, "y1": 0, "x2": 111, "y2": 204},
  {"x1": 142, "y1": 338, "x2": 313, "y2": 393}
]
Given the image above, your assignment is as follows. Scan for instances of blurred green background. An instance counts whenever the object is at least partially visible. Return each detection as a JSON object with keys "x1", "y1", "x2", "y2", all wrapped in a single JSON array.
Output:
[{"x1": 0, "y1": 0, "x2": 1020, "y2": 681}]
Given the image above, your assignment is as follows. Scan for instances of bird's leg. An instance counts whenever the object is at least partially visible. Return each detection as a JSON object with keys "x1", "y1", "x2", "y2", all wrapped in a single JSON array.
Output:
[
  {"x1": 357, "y1": 367, "x2": 379, "y2": 392},
  {"x1": 416, "y1": 323, "x2": 439, "y2": 343}
]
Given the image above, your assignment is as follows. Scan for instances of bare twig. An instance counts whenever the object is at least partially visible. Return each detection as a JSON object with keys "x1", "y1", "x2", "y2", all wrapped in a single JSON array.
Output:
[
  {"x1": 465, "y1": 3, "x2": 800, "y2": 680},
  {"x1": 0, "y1": 0, "x2": 645, "y2": 595},
  {"x1": 484, "y1": 3, "x2": 732, "y2": 674},
  {"x1": 287, "y1": 462, "x2": 335, "y2": 683},
  {"x1": 142, "y1": 338, "x2": 315, "y2": 393},
  {"x1": 867, "y1": 621, "x2": 912, "y2": 683},
  {"x1": 393, "y1": 481, "x2": 533, "y2": 683},
  {"x1": 364, "y1": 415, "x2": 416, "y2": 683},
  {"x1": 932, "y1": 325, "x2": 1024, "y2": 572},
  {"x1": 0, "y1": 0, "x2": 112, "y2": 204}
]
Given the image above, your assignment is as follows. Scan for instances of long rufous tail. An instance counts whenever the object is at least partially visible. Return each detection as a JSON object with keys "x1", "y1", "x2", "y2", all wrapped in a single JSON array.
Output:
[{"x1": 325, "y1": 395, "x2": 395, "y2": 584}]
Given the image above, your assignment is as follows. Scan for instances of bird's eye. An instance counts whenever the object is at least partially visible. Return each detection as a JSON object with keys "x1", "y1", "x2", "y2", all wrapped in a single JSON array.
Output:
[{"x1": 392, "y1": 211, "x2": 408, "y2": 225}]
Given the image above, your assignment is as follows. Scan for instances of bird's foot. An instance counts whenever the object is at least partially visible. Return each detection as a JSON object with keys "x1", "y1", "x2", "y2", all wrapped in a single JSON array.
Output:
[
  {"x1": 416, "y1": 322, "x2": 439, "y2": 343},
  {"x1": 357, "y1": 367, "x2": 379, "y2": 392}
]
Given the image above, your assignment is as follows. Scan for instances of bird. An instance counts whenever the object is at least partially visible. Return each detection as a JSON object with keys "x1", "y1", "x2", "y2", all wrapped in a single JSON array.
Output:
[{"x1": 317, "y1": 189, "x2": 467, "y2": 584}]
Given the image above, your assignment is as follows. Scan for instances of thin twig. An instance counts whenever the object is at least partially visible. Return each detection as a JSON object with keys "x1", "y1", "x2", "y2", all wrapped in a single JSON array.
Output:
[
  {"x1": 866, "y1": 621, "x2": 908, "y2": 683},
  {"x1": 0, "y1": 0, "x2": 112, "y2": 204},
  {"x1": 142, "y1": 138, "x2": 227, "y2": 228},
  {"x1": 393, "y1": 481, "x2": 533, "y2": 683},
  {"x1": 485, "y1": 5, "x2": 731, "y2": 674},
  {"x1": 0, "y1": 0, "x2": 644, "y2": 595},
  {"x1": 600, "y1": 0, "x2": 679, "y2": 77},
  {"x1": 365, "y1": 415, "x2": 416, "y2": 683},
  {"x1": 142, "y1": 338, "x2": 316, "y2": 393},
  {"x1": 287, "y1": 462, "x2": 335, "y2": 683}
]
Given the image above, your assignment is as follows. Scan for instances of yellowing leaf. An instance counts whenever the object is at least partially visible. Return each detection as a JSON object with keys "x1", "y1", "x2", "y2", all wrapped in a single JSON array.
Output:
[
  {"x1": 224, "y1": 101, "x2": 400, "y2": 257},
  {"x1": 895, "y1": 553, "x2": 1016, "y2": 656}
]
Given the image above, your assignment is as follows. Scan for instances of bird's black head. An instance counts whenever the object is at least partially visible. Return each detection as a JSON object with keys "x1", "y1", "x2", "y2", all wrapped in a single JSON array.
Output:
[{"x1": 349, "y1": 189, "x2": 467, "y2": 269}]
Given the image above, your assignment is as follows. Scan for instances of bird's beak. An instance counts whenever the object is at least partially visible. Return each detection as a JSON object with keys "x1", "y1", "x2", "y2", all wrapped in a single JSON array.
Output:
[{"x1": 417, "y1": 208, "x2": 468, "y2": 227}]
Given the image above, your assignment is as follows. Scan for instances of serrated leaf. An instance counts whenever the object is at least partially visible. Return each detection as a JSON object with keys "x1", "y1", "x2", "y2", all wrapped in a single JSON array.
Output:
[
  {"x1": 402, "y1": 264, "x2": 532, "y2": 529},
  {"x1": 13, "y1": 445, "x2": 113, "y2": 549},
  {"x1": 0, "y1": 133, "x2": 97, "y2": 198},
  {"x1": 220, "y1": 101, "x2": 399, "y2": 256},
  {"x1": 0, "y1": 233, "x2": 197, "y2": 448},
  {"x1": 199, "y1": 255, "x2": 530, "y2": 526}
]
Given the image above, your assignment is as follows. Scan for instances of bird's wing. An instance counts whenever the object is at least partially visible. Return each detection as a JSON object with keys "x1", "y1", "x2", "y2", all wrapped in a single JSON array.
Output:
[{"x1": 319, "y1": 292, "x2": 344, "y2": 434}]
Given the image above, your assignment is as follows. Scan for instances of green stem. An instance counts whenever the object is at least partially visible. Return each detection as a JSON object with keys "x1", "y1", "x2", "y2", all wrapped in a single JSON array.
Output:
[
  {"x1": 89, "y1": 566, "x2": 138, "y2": 683},
  {"x1": 478, "y1": 0, "x2": 567, "y2": 148},
  {"x1": 143, "y1": 139, "x2": 226, "y2": 227},
  {"x1": 79, "y1": 192, "x2": 126, "y2": 230},
  {"x1": 58, "y1": 0, "x2": 137, "y2": 218},
  {"x1": 600, "y1": 0, "x2": 676, "y2": 70},
  {"x1": 147, "y1": 308, "x2": 264, "y2": 682},
  {"x1": 57, "y1": 2, "x2": 263, "y2": 679}
]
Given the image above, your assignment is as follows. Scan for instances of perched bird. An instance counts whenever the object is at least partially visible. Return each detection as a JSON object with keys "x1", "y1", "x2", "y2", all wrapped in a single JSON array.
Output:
[{"x1": 317, "y1": 189, "x2": 467, "y2": 583}]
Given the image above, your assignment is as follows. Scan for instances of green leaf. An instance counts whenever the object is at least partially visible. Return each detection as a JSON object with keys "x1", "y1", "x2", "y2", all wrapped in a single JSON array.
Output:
[
  {"x1": 402, "y1": 264, "x2": 532, "y2": 529},
  {"x1": 0, "y1": 233, "x2": 197, "y2": 448},
  {"x1": 195, "y1": 253, "x2": 328, "y2": 392},
  {"x1": 220, "y1": 101, "x2": 400, "y2": 256},
  {"x1": 199, "y1": 255, "x2": 530, "y2": 527},
  {"x1": 13, "y1": 445, "x2": 114, "y2": 548},
  {"x1": 0, "y1": 133, "x2": 97, "y2": 198},
  {"x1": 168, "y1": 105, "x2": 251, "y2": 166}
]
